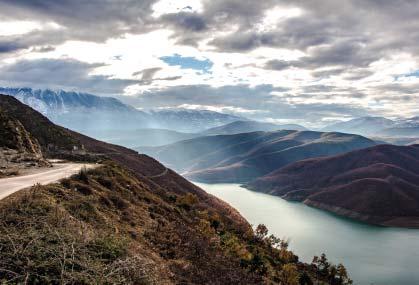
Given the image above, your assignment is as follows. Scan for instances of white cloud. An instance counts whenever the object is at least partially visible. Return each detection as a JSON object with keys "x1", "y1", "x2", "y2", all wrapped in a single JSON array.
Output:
[
  {"x1": 0, "y1": 20, "x2": 63, "y2": 36},
  {"x1": 175, "y1": 103, "x2": 266, "y2": 114},
  {"x1": 1, "y1": 0, "x2": 419, "y2": 124},
  {"x1": 152, "y1": 0, "x2": 203, "y2": 17}
]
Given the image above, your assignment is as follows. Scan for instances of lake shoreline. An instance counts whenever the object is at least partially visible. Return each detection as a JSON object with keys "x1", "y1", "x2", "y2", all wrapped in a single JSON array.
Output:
[
  {"x1": 303, "y1": 199, "x2": 419, "y2": 229},
  {"x1": 197, "y1": 182, "x2": 419, "y2": 285},
  {"x1": 243, "y1": 184, "x2": 419, "y2": 229}
]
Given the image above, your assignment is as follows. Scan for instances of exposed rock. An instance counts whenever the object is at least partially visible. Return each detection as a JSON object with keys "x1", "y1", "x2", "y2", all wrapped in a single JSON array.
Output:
[{"x1": 0, "y1": 107, "x2": 49, "y2": 171}]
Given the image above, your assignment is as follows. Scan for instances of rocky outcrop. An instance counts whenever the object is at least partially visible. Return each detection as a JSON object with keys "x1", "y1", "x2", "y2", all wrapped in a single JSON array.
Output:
[
  {"x1": 0, "y1": 111, "x2": 42, "y2": 156},
  {"x1": 0, "y1": 108, "x2": 48, "y2": 170}
]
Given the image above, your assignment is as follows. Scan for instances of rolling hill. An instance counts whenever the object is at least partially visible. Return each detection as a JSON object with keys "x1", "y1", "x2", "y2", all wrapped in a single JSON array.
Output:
[
  {"x1": 144, "y1": 130, "x2": 377, "y2": 183},
  {"x1": 202, "y1": 120, "x2": 306, "y2": 135},
  {"x1": 322, "y1": 116, "x2": 395, "y2": 136},
  {"x1": 245, "y1": 144, "x2": 419, "y2": 228}
]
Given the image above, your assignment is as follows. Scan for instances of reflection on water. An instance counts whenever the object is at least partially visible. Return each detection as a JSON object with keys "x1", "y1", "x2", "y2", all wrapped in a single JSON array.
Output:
[{"x1": 196, "y1": 182, "x2": 419, "y2": 285}]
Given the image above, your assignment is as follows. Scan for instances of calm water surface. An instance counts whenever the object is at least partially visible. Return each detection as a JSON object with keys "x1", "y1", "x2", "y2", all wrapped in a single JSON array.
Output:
[{"x1": 196, "y1": 182, "x2": 419, "y2": 285}]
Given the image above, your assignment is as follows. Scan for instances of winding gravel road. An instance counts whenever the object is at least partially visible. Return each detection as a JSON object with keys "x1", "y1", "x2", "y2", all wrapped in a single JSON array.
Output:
[{"x1": 0, "y1": 163, "x2": 96, "y2": 200}]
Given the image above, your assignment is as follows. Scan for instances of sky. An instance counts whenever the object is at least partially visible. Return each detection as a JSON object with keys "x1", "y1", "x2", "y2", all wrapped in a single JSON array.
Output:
[{"x1": 0, "y1": 0, "x2": 418, "y2": 127}]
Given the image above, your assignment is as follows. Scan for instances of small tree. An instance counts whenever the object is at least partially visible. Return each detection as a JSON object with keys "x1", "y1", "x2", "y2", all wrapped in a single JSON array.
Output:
[
  {"x1": 299, "y1": 271, "x2": 313, "y2": 285},
  {"x1": 318, "y1": 253, "x2": 330, "y2": 276},
  {"x1": 279, "y1": 264, "x2": 299, "y2": 285},
  {"x1": 336, "y1": 264, "x2": 352, "y2": 285},
  {"x1": 255, "y1": 224, "x2": 268, "y2": 241}
]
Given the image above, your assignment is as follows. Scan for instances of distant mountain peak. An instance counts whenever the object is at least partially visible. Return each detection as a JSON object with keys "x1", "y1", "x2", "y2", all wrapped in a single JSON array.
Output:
[
  {"x1": 0, "y1": 87, "x2": 133, "y2": 116},
  {"x1": 0, "y1": 87, "x2": 248, "y2": 133}
]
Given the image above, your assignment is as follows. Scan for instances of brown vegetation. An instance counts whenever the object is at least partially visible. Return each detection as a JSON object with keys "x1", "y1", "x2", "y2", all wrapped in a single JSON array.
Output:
[
  {"x1": 0, "y1": 163, "x2": 351, "y2": 284},
  {"x1": 0, "y1": 94, "x2": 353, "y2": 284}
]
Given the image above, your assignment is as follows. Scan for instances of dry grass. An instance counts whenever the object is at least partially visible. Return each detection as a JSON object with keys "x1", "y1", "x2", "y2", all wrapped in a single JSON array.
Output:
[{"x1": 0, "y1": 162, "x2": 351, "y2": 285}]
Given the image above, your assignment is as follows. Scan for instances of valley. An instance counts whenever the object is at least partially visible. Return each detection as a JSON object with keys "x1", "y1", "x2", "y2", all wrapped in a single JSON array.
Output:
[
  {"x1": 143, "y1": 130, "x2": 377, "y2": 183},
  {"x1": 2, "y1": 1, "x2": 419, "y2": 284},
  {"x1": 1, "y1": 89, "x2": 419, "y2": 284},
  {"x1": 0, "y1": 94, "x2": 349, "y2": 284}
]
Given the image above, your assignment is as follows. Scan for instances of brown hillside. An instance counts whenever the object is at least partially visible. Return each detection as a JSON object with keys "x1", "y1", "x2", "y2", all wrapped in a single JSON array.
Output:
[{"x1": 246, "y1": 144, "x2": 419, "y2": 227}]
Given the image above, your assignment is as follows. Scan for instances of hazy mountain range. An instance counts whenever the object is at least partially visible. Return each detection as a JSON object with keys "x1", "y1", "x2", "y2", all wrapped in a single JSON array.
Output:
[
  {"x1": 3, "y1": 87, "x2": 418, "y2": 145},
  {"x1": 323, "y1": 116, "x2": 419, "y2": 138},
  {"x1": 0, "y1": 88, "x2": 313, "y2": 147},
  {"x1": 0, "y1": 87, "x2": 243, "y2": 134},
  {"x1": 143, "y1": 130, "x2": 377, "y2": 183},
  {"x1": 202, "y1": 120, "x2": 306, "y2": 135}
]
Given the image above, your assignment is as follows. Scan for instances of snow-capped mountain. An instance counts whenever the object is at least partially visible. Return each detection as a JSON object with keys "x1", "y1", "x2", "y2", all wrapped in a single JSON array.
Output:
[
  {"x1": 0, "y1": 87, "x2": 246, "y2": 135},
  {"x1": 0, "y1": 87, "x2": 154, "y2": 132},
  {"x1": 0, "y1": 87, "x2": 134, "y2": 116}
]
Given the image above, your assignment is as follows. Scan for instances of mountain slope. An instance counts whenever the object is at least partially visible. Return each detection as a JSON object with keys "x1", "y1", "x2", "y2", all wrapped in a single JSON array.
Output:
[
  {"x1": 149, "y1": 109, "x2": 243, "y2": 133},
  {"x1": 202, "y1": 120, "x2": 306, "y2": 135},
  {"x1": 0, "y1": 107, "x2": 47, "y2": 170},
  {"x1": 0, "y1": 94, "x2": 81, "y2": 152},
  {"x1": 0, "y1": 109, "x2": 43, "y2": 157},
  {"x1": 246, "y1": 144, "x2": 419, "y2": 227},
  {"x1": 144, "y1": 130, "x2": 377, "y2": 183},
  {"x1": 0, "y1": 94, "x2": 348, "y2": 284},
  {"x1": 88, "y1": 128, "x2": 200, "y2": 148},
  {"x1": 376, "y1": 127, "x2": 419, "y2": 137},
  {"x1": 0, "y1": 88, "x2": 154, "y2": 133}
]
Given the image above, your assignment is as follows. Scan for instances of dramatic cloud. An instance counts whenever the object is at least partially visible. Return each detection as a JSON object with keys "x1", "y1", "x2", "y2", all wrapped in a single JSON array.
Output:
[
  {"x1": 0, "y1": 0, "x2": 418, "y2": 125},
  {"x1": 0, "y1": 58, "x2": 139, "y2": 94},
  {"x1": 118, "y1": 84, "x2": 375, "y2": 127}
]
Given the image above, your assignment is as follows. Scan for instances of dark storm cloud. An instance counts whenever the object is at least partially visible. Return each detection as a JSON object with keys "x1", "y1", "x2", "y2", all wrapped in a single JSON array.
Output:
[
  {"x1": 311, "y1": 68, "x2": 346, "y2": 78},
  {"x1": 132, "y1": 68, "x2": 181, "y2": 84},
  {"x1": 196, "y1": 0, "x2": 419, "y2": 72},
  {"x1": 375, "y1": 83, "x2": 419, "y2": 95},
  {"x1": 2, "y1": 0, "x2": 419, "y2": 71},
  {"x1": 0, "y1": 30, "x2": 66, "y2": 55},
  {"x1": 161, "y1": 12, "x2": 207, "y2": 32},
  {"x1": 0, "y1": 58, "x2": 139, "y2": 94},
  {"x1": 264, "y1": 60, "x2": 295, "y2": 71},
  {"x1": 0, "y1": 0, "x2": 157, "y2": 47},
  {"x1": 133, "y1": 68, "x2": 162, "y2": 81},
  {"x1": 263, "y1": 40, "x2": 380, "y2": 72},
  {"x1": 0, "y1": 40, "x2": 25, "y2": 53}
]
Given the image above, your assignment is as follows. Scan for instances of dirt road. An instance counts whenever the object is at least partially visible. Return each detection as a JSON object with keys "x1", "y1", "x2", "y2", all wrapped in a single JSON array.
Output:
[{"x1": 0, "y1": 163, "x2": 96, "y2": 200}]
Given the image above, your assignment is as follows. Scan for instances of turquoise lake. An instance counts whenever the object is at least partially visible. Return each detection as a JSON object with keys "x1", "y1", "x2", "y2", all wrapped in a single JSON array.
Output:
[{"x1": 196, "y1": 183, "x2": 419, "y2": 285}]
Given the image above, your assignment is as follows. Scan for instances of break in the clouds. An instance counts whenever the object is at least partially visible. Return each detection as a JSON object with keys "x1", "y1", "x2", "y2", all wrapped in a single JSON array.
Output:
[{"x1": 0, "y1": 0, "x2": 418, "y2": 126}]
